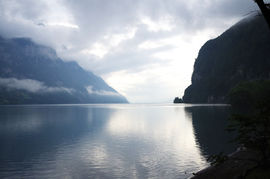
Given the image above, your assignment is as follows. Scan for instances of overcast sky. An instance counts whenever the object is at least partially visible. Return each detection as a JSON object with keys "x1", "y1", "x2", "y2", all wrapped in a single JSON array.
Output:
[{"x1": 0, "y1": 0, "x2": 258, "y2": 103}]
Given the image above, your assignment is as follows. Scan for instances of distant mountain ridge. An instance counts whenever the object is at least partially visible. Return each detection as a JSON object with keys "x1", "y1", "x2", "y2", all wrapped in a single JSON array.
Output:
[
  {"x1": 182, "y1": 15, "x2": 270, "y2": 103},
  {"x1": 0, "y1": 36, "x2": 128, "y2": 104}
]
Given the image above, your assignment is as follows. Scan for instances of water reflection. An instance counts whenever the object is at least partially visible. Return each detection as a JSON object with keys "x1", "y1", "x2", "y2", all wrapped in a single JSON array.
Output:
[
  {"x1": 103, "y1": 106, "x2": 206, "y2": 178},
  {"x1": 184, "y1": 106, "x2": 236, "y2": 157},
  {"x1": 0, "y1": 104, "x2": 233, "y2": 178}
]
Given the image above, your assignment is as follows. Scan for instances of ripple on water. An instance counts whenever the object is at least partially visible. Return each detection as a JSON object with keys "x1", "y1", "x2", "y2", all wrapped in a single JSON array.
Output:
[{"x1": 0, "y1": 104, "x2": 234, "y2": 178}]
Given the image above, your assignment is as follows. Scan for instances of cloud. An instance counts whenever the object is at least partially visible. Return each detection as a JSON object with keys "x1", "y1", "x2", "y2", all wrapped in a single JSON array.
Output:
[
  {"x1": 86, "y1": 85, "x2": 121, "y2": 97},
  {"x1": 0, "y1": 0, "x2": 259, "y2": 102},
  {"x1": 0, "y1": 77, "x2": 73, "y2": 93}
]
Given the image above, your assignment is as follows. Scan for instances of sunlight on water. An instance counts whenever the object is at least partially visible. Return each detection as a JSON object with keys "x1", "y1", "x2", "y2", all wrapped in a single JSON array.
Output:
[{"x1": 0, "y1": 104, "x2": 234, "y2": 179}]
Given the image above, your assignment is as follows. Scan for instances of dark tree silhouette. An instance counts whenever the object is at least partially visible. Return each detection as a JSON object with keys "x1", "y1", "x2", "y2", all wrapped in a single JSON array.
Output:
[
  {"x1": 229, "y1": 80, "x2": 270, "y2": 168},
  {"x1": 173, "y1": 97, "x2": 183, "y2": 103},
  {"x1": 254, "y1": 0, "x2": 270, "y2": 29}
]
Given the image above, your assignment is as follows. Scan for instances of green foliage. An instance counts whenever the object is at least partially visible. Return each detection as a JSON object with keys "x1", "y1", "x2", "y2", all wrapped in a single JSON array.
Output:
[
  {"x1": 207, "y1": 152, "x2": 229, "y2": 166},
  {"x1": 173, "y1": 97, "x2": 183, "y2": 103},
  {"x1": 229, "y1": 80, "x2": 270, "y2": 133},
  {"x1": 229, "y1": 80, "x2": 270, "y2": 167}
]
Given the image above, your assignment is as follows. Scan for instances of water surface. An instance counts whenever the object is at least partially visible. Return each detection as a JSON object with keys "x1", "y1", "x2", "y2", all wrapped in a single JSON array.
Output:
[{"x1": 0, "y1": 104, "x2": 235, "y2": 178}]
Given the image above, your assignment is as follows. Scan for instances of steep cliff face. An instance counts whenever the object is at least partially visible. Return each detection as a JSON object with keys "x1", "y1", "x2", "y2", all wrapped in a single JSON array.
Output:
[
  {"x1": 182, "y1": 15, "x2": 270, "y2": 103},
  {"x1": 0, "y1": 36, "x2": 128, "y2": 104}
]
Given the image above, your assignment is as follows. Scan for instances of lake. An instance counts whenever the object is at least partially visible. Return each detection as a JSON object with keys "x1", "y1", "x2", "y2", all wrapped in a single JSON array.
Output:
[{"x1": 0, "y1": 104, "x2": 235, "y2": 179}]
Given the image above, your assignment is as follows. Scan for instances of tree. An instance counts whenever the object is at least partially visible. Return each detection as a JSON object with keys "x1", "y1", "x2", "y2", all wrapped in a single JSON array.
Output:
[
  {"x1": 229, "y1": 80, "x2": 270, "y2": 168},
  {"x1": 254, "y1": 0, "x2": 270, "y2": 29},
  {"x1": 173, "y1": 97, "x2": 183, "y2": 103}
]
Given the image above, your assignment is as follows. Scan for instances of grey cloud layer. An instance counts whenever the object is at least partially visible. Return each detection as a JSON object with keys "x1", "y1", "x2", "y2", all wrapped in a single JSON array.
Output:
[
  {"x1": 86, "y1": 86, "x2": 121, "y2": 96},
  {"x1": 0, "y1": 0, "x2": 257, "y2": 52},
  {"x1": 0, "y1": 77, "x2": 73, "y2": 93}
]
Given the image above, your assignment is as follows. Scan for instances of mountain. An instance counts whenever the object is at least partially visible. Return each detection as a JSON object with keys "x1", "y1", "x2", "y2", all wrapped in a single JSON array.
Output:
[
  {"x1": 182, "y1": 15, "x2": 270, "y2": 103},
  {"x1": 0, "y1": 36, "x2": 128, "y2": 104}
]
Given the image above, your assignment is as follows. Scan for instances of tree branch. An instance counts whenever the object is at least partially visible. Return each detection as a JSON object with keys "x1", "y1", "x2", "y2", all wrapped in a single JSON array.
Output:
[{"x1": 254, "y1": 0, "x2": 270, "y2": 29}]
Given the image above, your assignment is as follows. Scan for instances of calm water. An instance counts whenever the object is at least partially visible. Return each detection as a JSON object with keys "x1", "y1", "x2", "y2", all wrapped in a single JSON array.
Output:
[{"x1": 0, "y1": 104, "x2": 235, "y2": 179}]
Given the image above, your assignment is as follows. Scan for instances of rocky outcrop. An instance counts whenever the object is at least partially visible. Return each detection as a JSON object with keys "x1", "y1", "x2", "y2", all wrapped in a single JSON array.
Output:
[{"x1": 182, "y1": 15, "x2": 270, "y2": 103}]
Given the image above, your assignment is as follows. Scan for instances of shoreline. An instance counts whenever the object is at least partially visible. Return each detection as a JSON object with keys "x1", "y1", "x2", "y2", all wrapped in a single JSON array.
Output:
[{"x1": 191, "y1": 149, "x2": 259, "y2": 179}]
